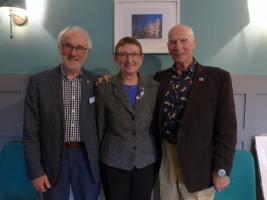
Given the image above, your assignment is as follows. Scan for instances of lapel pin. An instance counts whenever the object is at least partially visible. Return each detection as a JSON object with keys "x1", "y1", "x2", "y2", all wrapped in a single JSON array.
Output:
[
  {"x1": 87, "y1": 80, "x2": 90, "y2": 83},
  {"x1": 136, "y1": 87, "x2": 145, "y2": 100},
  {"x1": 89, "y1": 96, "x2": 95, "y2": 104},
  {"x1": 198, "y1": 77, "x2": 204, "y2": 82},
  {"x1": 140, "y1": 91, "x2": 144, "y2": 98}
]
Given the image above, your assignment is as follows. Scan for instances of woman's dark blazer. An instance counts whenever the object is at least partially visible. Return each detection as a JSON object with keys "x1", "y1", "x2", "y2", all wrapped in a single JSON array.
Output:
[
  {"x1": 154, "y1": 62, "x2": 237, "y2": 193},
  {"x1": 96, "y1": 74, "x2": 159, "y2": 170}
]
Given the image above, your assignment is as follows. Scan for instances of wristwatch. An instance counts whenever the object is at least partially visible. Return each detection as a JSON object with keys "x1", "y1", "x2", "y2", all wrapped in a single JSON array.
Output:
[{"x1": 217, "y1": 169, "x2": 226, "y2": 177}]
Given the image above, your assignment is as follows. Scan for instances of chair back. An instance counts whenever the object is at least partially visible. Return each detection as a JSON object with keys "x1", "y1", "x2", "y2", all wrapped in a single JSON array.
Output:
[
  {"x1": 0, "y1": 141, "x2": 38, "y2": 200},
  {"x1": 215, "y1": 150, "x2": 256, "y2": 200}
]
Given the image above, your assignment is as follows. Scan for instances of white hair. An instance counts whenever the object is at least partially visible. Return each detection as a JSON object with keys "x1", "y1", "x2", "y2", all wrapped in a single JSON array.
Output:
[{"x1": 57, "y1": 26, "x2": 92, "y2": 50}]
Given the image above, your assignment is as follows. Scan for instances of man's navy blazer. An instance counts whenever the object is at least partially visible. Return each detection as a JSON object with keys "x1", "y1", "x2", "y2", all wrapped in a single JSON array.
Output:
[{"x1": 23, "y1": 66, "x2": 100, "y2": 186}]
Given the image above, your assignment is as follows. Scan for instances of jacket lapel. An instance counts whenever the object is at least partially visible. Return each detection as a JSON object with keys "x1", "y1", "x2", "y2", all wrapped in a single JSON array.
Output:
[
  {"x1": 134, "y1": 77, "x2": 146, "y2": 114},
  {"x1": 187, "y1": 63, "x2": 206, "y2": 107},
  {"x1": 178, "y1": 64, "x2": 206, "y2": 136},
  {"x1": 80, "y1": 70, "x2": 95, "y2": 121},
  {"x1": 47, "y1": 66, "x2": 63, "y2": 107}
]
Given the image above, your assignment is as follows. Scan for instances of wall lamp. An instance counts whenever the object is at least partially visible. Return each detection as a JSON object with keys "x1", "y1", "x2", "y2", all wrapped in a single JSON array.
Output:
[{"x1": 0, "y1": 0, "x2": 27, "y2": 39}]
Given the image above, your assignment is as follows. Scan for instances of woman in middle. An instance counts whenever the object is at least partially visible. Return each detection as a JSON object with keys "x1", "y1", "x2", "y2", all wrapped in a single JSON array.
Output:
[{"x1": 96, "y1": 37, "x2": 159, "y2": 200}]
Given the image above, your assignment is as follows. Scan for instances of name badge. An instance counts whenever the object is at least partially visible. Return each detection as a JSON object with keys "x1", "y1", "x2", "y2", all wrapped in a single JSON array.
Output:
[{"x1": 89, "y1": 96, "x2": 95, "y2": 104}]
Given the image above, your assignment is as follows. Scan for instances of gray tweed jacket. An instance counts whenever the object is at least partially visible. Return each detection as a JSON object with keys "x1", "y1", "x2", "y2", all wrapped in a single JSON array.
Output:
[
  {"x1": 96, "y1": 74, "x2": 159, "y2": 170},
  {"x1": 23, "y1": 66, "x2": 100, "y2": 186}
]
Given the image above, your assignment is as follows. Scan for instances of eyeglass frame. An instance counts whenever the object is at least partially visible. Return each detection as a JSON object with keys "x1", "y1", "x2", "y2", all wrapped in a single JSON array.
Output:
[
  {"x1": 115, "y1": 52, "x2": 143, "y2": 59},
  {"x1": 61, "y1": 43, "x2": 88, "y2": 54}
]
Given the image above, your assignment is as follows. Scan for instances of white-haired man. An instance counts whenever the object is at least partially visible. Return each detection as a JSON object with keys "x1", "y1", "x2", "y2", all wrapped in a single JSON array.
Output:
[
  {"x1": 155, "y1": 24, "x2": 237, "y2": 200},
  {"x1": 23, "y1": 27, "x2": 100, "y2": 199}
]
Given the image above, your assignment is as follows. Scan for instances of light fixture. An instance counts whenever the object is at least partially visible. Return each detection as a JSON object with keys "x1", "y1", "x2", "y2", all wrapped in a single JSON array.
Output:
[
  {"x1": 0, "y1": 0, "x2": 27, "y2": 38},
  {"x1": 248, "y1": 0, "x2": 267, "y2": 27}
]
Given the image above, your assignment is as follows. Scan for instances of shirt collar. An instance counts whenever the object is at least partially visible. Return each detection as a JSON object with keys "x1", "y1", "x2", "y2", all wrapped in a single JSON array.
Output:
[
  {"x1": 60, "y1": 64, "x2": 83, "y2": 80},
  {"x1": 171, "y1": 58, "x2": 196, "y2": 75}
]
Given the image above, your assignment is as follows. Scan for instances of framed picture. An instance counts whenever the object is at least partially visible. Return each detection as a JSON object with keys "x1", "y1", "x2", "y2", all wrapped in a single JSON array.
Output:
[{"x1": 114, "y1": 0, "x2": 180, "y2": 54}]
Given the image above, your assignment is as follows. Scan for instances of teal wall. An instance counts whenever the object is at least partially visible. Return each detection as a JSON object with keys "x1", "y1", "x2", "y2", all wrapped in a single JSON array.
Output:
[{"x1": 0, "y1": 0, "x2": 266, "y2": 75}]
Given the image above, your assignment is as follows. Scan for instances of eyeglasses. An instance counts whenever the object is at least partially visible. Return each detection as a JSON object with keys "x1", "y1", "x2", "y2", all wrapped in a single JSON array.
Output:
[
  {"x1": 115, "y1": 52, "x2": 142, "y2": 59},
  {"x1": 62, "y1": 43, "x2": 88, "y2": 54}
]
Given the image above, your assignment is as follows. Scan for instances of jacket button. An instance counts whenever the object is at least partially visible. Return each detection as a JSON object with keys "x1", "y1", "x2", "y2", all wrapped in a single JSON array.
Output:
[
  {"x1": 132, "y1": 132, "x2": 136, "y2": 136},
  {"x1": 132, "y1": 146, "x2": 136, "y2": 150}
]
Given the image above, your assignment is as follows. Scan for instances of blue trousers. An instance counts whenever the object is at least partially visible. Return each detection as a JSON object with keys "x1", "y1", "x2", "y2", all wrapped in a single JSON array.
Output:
[{"x1": 43, "y1": 146, "x2": 99, "y2": 200}]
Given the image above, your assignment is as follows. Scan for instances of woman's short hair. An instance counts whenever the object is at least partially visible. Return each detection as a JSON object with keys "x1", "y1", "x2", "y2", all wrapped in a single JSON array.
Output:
[{"x1": 115, "y1": 37, "x2": 142, "y2": 54}]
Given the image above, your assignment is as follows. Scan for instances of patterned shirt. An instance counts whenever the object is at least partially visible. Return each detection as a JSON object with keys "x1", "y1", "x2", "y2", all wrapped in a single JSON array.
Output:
[
  {"x1": 161, "y1": 60, "x2": 196, "y2": 143},
  {"x1": 61, "y1": 67, "x2": 82, "y2": 142}
]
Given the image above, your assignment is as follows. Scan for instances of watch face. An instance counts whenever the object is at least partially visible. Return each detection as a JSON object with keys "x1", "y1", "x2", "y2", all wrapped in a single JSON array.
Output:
[{"x1": 218, "y1": 169, "x2": 226, "y2": 177}]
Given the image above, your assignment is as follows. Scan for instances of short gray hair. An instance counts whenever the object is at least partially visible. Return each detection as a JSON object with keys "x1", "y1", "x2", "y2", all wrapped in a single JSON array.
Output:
[{"x1": 57, "y1": 26, "x2": 92, "y2": 50}]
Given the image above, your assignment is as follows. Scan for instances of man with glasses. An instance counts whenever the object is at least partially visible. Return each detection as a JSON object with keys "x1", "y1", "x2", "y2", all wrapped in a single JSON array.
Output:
[{"x1": 23, "y1": 26, "x2": 100, "y2": 199}]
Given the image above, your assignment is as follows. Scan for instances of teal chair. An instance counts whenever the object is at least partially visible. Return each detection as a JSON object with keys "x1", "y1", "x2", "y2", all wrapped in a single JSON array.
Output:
[
  {"x1": 0, "y1": 141, "x2": 38, "y2": 200},
  {"x1": 215, "y1": 150, "x2": 256, "y2": 200}
]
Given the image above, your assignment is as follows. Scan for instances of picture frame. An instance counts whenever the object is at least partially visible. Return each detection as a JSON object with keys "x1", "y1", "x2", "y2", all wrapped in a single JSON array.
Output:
[{"x1": 114, "y1": 0, "x2": 180, "y2": 54}]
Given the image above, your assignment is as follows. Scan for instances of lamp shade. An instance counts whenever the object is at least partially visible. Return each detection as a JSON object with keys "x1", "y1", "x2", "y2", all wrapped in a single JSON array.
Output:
[
  {"x1": 0, "y1": 0, "x2": 27, "y2": 38},
  {"x1": 0, "y1": 0, "x2": 26, "y2": 9}
]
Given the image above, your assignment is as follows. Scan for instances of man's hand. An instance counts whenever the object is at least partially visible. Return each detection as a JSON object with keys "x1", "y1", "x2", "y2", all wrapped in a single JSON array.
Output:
[
  {"x1": 96, "y1": 75, "x2": 112, "y2": 85},
  {"x1": 32, "y1": 175, "x2": 51, "y2": 192},
  {"x1": 212, "y1": 172, "x2": 230, "y2": 192}
]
